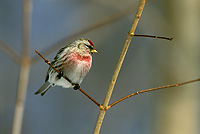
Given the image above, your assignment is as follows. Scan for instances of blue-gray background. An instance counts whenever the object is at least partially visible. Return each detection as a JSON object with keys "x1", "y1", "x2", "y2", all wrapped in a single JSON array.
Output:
[{"x1": 1, "y1": 0, "x2": 200, "y2": 134}]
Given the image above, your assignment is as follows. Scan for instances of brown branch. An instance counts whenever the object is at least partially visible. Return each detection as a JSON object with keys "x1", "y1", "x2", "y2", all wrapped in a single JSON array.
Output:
[
  {"x1": 132, "y1": 34, "x2": 173, "y2": 41},
  {"x1": 107, "y1": 78, "x2": 200, "y2": 109},
  {"x1": 35, "y1": 50, "x2": 72, "y2": 83},
  {"x1": 78, "y1": 88, "x2": 100, "y2": 107},
  {"x1": 35, "y1": 50, "x2": 100, "y2": 107},
  {"x1": 93, "y1": 0, "x2": 146, "y2": 134}
]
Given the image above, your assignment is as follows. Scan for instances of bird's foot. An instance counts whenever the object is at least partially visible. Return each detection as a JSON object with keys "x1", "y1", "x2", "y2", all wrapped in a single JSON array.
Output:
[
  {"x1": 57, "y1": 71, "x2": 63, "y2": 79},
  {"x1": 72, "y1": 83, "x2": 80, "y2": 90}
]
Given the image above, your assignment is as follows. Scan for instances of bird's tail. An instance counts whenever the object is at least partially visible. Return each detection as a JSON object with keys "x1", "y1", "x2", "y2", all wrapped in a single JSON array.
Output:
[{"x1": 35, "y1": 81, "x2": 52, "y2": 96}]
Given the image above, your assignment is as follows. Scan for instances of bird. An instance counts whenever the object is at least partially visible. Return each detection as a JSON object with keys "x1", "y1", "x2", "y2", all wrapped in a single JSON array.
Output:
[{"x1": 35, "y1": 38, "x2": 97, "y2": 96}]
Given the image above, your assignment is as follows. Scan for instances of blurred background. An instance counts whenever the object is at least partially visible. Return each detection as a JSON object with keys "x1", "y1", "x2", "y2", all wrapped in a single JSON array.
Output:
[{"x1": 0, "y1": 0, "x2": 200, "y2": 134}]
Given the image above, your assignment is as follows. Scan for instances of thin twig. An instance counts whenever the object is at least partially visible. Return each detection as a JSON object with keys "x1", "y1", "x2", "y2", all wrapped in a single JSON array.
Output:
[
  {"x1": 93, "y1": 0, "x2": 146, "y2": 134},
  {"x1": 107, "y1": 78, "x2": 200, "y2": 109},
  {"x1": 132, "y1": 34, "x2": 173, "y2": 41},
  {"x1": 78, "y1": 88, "x2": 100, "y2": 107},
  {"x1": 35, "y1": 50, "x2": 100, "y2": 107},
  {"x1": 35, "y1": 50, "x2": 72, "y2": 83}
]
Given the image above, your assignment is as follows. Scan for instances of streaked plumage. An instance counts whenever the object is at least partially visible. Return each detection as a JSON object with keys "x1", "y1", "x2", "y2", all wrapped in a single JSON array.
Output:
[{"x1": 35, "y1": 38, "x2": 97, "y2": 96}]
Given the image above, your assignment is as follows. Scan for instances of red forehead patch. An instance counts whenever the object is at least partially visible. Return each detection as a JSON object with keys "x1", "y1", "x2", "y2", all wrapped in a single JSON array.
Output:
[{"x1": 88, "y1": 40, "x2": 94, "y2": 46}]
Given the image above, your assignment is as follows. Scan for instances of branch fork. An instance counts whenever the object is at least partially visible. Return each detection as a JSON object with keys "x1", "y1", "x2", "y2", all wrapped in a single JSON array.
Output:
[{"x1": 35, "y1": 42, "x2": 200, "y2": 133}]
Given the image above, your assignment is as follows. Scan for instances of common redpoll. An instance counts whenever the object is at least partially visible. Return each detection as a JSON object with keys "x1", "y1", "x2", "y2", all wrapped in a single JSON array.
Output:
[{"x1": 35, "y1": 38, "x2": 97, "y2": 96}]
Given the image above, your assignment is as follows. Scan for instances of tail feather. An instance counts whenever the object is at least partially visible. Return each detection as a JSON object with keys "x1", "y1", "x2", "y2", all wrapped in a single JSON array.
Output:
[{"x1": 35, "y1": 81, "x2": 52, "y2": 96}]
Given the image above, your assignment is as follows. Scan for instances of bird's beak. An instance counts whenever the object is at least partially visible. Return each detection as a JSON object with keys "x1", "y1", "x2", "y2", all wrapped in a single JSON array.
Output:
[{"x1": 91, "y1": 49, "x2": 98, "y2": 53}]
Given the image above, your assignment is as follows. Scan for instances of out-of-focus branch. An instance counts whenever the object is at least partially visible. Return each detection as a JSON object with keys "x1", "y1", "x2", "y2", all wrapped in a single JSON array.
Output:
[
  {"x1": 31, "y1": 2, "x2": 142, "y2": 64},
  {"x1": 107, "y1": 78, "x2": 200, "y2": 109},
  {"x1": 12, "y1": 0, "x2": 32, "y2": 134},
  {"x1": 93, "y1": 0, "x2": 146, "y2": 134},
  {"x1": 12, "y1": 58, "x2": 30, "y2": 134},
  {"x1": 0, "y1": 40, "x2": 20, "y2": 64}
]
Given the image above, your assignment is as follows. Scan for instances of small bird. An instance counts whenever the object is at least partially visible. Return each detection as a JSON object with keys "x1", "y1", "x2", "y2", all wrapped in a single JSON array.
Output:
[{"x1": 35, "y1": 38, "x2": 97, "y2": 96}]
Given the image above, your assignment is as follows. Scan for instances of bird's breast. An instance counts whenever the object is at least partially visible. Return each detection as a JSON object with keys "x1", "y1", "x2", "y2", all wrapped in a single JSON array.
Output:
[{"x1": 64, "y1": 52, "x2": 92, "y2": 72}]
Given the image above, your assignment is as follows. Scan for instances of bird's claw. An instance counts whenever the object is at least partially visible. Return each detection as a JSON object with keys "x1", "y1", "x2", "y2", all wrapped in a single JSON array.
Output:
[
  {"x1": 73, "y1": 83, "x2": 80, "y2": 90},
  {"x1": 57, "y1": 71, "x2": 63, "y2": 79}
]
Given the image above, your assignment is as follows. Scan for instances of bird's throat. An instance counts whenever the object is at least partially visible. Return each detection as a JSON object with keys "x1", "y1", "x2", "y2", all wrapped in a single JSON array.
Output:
[{"x1": 74, "y1": 52, "x2": 91, "y2": 63}]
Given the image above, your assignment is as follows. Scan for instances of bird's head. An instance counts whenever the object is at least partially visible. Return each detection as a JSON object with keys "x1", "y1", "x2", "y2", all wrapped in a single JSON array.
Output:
[{"x1": 74, "y1": 39, "x2": 98, "y2": 55}]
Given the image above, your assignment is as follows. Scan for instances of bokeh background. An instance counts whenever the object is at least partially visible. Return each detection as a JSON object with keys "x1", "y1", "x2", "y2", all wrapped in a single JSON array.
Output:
[{"x1": 0, "y1": 0, "x2": 200, "y2": 134}]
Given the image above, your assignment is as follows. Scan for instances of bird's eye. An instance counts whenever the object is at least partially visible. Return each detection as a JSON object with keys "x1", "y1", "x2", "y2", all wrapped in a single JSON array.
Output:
[{"x1": 85, "y1": 44, "x2": 93, "y2": 49}]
